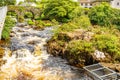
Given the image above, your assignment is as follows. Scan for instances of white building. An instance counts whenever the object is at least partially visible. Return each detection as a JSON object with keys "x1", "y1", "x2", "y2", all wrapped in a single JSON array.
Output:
[
  {"x1": 111, "y1": 0, "x2": 120, "y2": 8},
  {"x1": 76, "y1": 0, "x2": 120, "y2": 9},
  {"x1": 78, "y1": 0, "x2": 93, "y2": 8}
]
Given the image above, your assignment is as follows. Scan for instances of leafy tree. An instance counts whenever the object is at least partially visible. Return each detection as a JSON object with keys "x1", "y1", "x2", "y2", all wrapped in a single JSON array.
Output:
[
  {"x1": 89, "y1": 3, "x2": 114, "y2": 26},
  {"x1": 0, "y1": 0, "x2": 16, "y2": 6},
  {"x1": 42, "y1": 0, "x2": 83, "y2": 22}
]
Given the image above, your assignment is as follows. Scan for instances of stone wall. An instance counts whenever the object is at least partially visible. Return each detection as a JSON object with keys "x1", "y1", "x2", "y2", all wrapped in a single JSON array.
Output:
[{"x1": 0, "y1": 6, "x2": 7, "y2": 39}]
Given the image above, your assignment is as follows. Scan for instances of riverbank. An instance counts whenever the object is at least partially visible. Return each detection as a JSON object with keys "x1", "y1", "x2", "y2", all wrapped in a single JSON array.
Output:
[{"x1": 47, "y1": 21, "x2": 120, "y2": 71}]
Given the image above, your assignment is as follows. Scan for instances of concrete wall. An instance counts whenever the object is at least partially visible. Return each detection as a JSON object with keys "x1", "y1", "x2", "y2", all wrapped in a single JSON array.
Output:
[{"x1": 0, "y1": 6, "x2": 7, "y2": 39}]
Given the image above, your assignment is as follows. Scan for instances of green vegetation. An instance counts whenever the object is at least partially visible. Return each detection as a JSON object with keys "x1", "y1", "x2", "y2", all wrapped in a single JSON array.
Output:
[
  {"x1": 66, "y1": 40, "x2": 94, "y2": 66},
  {"x1": 0, "y1": 0, "x2": 16, "y2": 6},
  {"x1": 42, "y1": 0, "x2": 83, "y2": 22},
  {"x1": 2, "y1": 16, "x2": 16, "y2": 40},
  {"x1": 47, "y1": 2, "x2": 120, "y2": 67},
  {"x1": 89, "y1": 2, "x2": 120, "y2": 27},
  {"x1": 27, "y1": 19, "x2": 35, "y2": 25},
  {"x1": 24, "y1": 12, "x2": 33, "y2": 19},
  {"x1": 93, "y1": 34, "x2": 120, "y2": 58}
]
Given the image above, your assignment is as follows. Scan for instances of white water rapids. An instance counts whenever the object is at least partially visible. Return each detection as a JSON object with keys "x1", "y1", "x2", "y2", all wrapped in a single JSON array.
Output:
[{"x1": 0, "y1": 25, "x2": 92, "y2": 80}]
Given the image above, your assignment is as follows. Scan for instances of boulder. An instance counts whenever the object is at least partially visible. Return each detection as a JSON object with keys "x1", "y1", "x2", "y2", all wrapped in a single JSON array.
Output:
[
  {"x1": 93, "y1": 50, "x2": 112, "y2": 62},
  {"x1": 57, "y1": 29, "x2": 94, "y2": 41},
  {"x1": 33, "y1": 46, "x2": 42, "y2": 56}
]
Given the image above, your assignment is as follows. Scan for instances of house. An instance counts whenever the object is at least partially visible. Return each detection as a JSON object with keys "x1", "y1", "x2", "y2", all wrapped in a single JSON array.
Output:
[
  {"x1": 78, "y1": 0, "x2": 93, "y2": 8},
  {"x1": 111, "y1": 0, "x2": 120, "y2": 8},
  {"x1": 77, "y1": 0, "x2": 120, "y2": 9}
]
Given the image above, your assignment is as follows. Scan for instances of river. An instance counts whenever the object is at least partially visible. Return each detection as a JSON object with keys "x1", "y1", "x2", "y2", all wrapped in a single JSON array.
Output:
[{"x1": 0, "y1": 25, "x2": 92, "y2": 80}]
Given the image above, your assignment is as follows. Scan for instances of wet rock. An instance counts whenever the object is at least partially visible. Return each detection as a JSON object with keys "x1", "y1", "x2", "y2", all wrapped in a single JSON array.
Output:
[
  {"x1": 82, "y1": 32, "x2": 94, "y2": 41},
  {"x1": 33, "y1": 46, "x2": 42, "y2": 56},
  {"x1": 10, "y1": 33, "x2": 15, "y2": 37},
  {"x1": 57, "y1": 29, "x2": 94, "y2": 41},
  {"x1": 21, "y1": 32, "x2": 30, "y2": 37},
  {"x1": 93, "y1": 50, "x2": 112, "y2": 62},
  {"x1": 16, "y1": 22, "x2": 27, "y2": 27},
  {"x1": 94, "y1": 50, "x2": 105, "y2": 58}
]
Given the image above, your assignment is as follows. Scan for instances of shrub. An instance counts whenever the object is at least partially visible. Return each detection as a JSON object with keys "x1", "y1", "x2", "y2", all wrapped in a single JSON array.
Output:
[
  {"x1": 18, "y1": 16, "x2": 24, "y2": 23},
  {"x1": 89, "y1": 3, "x2": 113, "y2": 26},
  {"x1": 67, "y1": 40, "x2": 94, "y2": 54},
  {"x1": 66, "y1": 40, "x2": 95, "y2": 65},
  {"x1": 42, "y1": 0, "x2": 83, "y2": 22},
  {"x1": 35, "y1": 20, "x2": 45, "y2": 29},
  {"x1": 44, "y1": 23, "x2": 52, "y2": 27},
  {"x1": 24, "y1": 12, "x2": 33, "y2": 19},
  {"x1": 7, "y1": 11, "x2": 17, "y2": 17},
  {"x1": 92, "y1": 34, "x2": 120, "y2": 59},
  {"x1": 0, "y1": 0, "x2": 16, "y2": 6},
  {"x1": 73, "y1": 15, "x2": 91, "y2": 28},
  {"x1": 57, "y1": 23, "x2": 78, "y2": 32},
  {"x1": 112, "y1": 9, "x2": 120, "y2": 29},
  {"x1": 51, "y1": 19, "x2": 59, "y2": 25},
  {"x1": 27, "y1": 19, "x2": 35, "y2": 25},
  {"x1": 2, "y1": 16, "x2": 16, "y2": 40}
]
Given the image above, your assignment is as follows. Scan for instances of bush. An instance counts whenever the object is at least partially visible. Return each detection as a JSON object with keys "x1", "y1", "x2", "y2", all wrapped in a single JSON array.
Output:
[
  {"x1": 51, "y1": 19, "x2": 59, "y2": 25},
  {"x1": 92, "y1": 34, "x2": 120, "y2": 58},
  {"x1": 112, "y1": 9, "x2": 120, "y2": 28},
  {"x1": 44, "y1": 23, "x2": 52, "y2": 27},
  {"x1": 42, "y1": 0, "x2": 83, "y2": 22},
  {"x1": 34, "y1": 20, "x2": 45, "y2": 29},
  {"x1": 89, "y1": 3, "x2": 113, "y2": 26},
  {"x1": 67, "y1": 40, "x2": 94, "y2": 54},
  {"x1": 66, "y1": 40, "x2": 95, "y2": 65},
  {"x1": 7, "y1": 11, "x2": 17, "y2": 17},
  {"x1": 27, "y1": 19, "x2": 35, "y2": 25},
  {"x1": 18, "y1": 16, "x2": 24, "y2": 23},
  {"x1": 73, "y1": 15, "x2": 91, "y2": 28},
  {"x1": 2, "y1": 16, "x2": 16, "y2": 40},
  {"x1": 0, "y1": 0, "x2": 16, "y2": 6},
  {"x1": 24, "y1": 12, "x2": 33, "y2": 19},
  {"x1": 55, "y1": 22, "x2": 78, "y2": 33}
]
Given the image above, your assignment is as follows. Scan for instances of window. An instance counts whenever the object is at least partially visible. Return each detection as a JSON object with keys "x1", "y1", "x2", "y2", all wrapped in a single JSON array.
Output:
[
  {"x1": 85, "y1": 3, "x2": 88, "y2": 6},
  {"x1": 117, "y1": 2, "x2": 119, "y2": 5},
  {"x1": 90, "y1": 3, "x2": 92, "y2": 6},
  {"x1": 81, "y1": 3, "x2": 83, "y2": 6}
]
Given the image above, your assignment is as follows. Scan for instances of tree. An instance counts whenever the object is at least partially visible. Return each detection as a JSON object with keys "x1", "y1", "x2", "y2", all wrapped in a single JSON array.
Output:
[
  {"x1": 42, "y1": 0, "x2": 83, "y2": 22},
  {"x1": 0, "y1": 0, "x2": 16, "y2": 6},
  {"x1": 89, "y1": 3, "x2": 114, "y2": 27}
]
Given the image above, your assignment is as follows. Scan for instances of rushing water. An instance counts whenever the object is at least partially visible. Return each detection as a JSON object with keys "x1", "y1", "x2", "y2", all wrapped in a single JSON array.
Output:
[{"x1": 0, "y1": 25, "x2": 92, "y2": 80}]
